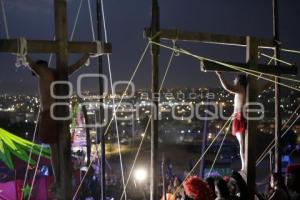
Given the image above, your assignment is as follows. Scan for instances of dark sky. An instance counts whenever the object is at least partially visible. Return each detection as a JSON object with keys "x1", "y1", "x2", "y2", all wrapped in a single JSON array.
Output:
[{"x1": 0, "y1": 0, "x2": 299, "y2": 94}]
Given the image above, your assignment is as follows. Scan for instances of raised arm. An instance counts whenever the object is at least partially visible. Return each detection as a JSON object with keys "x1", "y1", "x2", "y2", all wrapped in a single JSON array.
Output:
[
  {"x1": 215, "y1": 72, "x2": 243, "y2": 94},
  {"x1": 68, "y1": 54, "x2": 90, "y2": 75},
  {"x1": 26, "y1": 55, "x2": 43, "y2": 76}
]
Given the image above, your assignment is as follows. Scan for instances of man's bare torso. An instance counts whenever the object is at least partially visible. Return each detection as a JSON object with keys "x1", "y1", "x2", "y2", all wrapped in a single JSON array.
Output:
[{"x1": 36, "y1": 67, "x2": 56, "y2": 111}]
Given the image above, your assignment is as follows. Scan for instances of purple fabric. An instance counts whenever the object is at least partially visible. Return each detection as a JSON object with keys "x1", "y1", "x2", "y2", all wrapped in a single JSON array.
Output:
[{"x1": 0, "y1": 181, "x2": 17, "y2": 200}]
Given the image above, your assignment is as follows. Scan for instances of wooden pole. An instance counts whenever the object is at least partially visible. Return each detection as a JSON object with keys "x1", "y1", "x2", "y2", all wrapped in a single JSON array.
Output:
[
  {"x1": 54, "y1": 0, "x2": 72, "y2": 199},
  {"x1": 272, "y1": 0, "x2": 282, "y2": 176},
  {"x1": 150, "y1": 0, "x2": 160, "y2": 199},
  {"x1": 96, "y1": 0, "x2": 106, "y2": 199},
  {"x1": 245, "y1": 36, "x2": 258, "y2": 200}
]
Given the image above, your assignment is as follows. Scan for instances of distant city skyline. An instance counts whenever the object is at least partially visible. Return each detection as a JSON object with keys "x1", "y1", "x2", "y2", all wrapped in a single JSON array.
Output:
[{"x1": 1, "y1": 0, "x2": 300, "y2": 94}]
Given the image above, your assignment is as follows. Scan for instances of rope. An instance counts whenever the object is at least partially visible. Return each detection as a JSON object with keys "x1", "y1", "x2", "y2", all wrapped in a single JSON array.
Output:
[
  {"x1": 207, "y1": 120, "x2": 232, "y2": 177},
  {"x1": 259, "y1": 52, "x2": 293, "y2": 66},
  {"x1": 0, "y1": 0, "x2": 9, "y2": 38},
  {"x1": 120, "y1": 47, "x2": 177, "y2": 199},
  {"x1": 256, "y1": 113, "x2": 300, "y2": 167},
  {"x1": 255, "y1": 104, "x2": 300, "y2": 165},
  {"x1": 149, "y1": 41, "x2": 300, "y2": 90},
  {"x1": 281, "y1": 48, "x2": 300, "y2": 55},
  {"x1": 20, "y1": 109, "x2": 41, "y2": 199},
  {"x1": 99, "y1": 0, "x2": 127, "y2": 198},
  {"x1": 72, "y1": 41, "x2": 151, "y2": 200},
  {"x1": 87, "y1": 0, "x2": 95, "y2": 41},
  {"x1": 27, "y1": 144, "x2": 44, "y2": 200},
  {"x1": 70, "y1": 0, "x2": 83, "y2": 41},
  {"x1": 173, "y1": 116, "x2": 233, "y2": 196},
  {"x1": 15, "y1": 38, "x2": 29, "y2": 68}
]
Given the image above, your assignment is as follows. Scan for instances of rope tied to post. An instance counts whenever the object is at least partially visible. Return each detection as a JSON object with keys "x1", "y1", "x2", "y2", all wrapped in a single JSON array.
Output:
[
  {"x1": 15, "y1": 37, "x2": 29, "y2": 68},
  {"x1": 85, "y1": 40, "x2": 105, "y2": 66}
]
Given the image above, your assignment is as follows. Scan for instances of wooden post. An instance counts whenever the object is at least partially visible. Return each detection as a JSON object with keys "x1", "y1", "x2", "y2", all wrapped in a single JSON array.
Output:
[
  {"x1": 150, "y1": 0, "x2": 160, "y2": 199},
  {"x1": 273, "y1": 0, "x2": 282, "y2": 176},
  {"x1": 54, "y1": 0, "x2": 72, "y2": 199},
  {"x1": 245, "y1": 36, "x2": 258, "y2": 200},
  {"x1": 96, "y1": 0, "x2": 106, "y2": 199}
]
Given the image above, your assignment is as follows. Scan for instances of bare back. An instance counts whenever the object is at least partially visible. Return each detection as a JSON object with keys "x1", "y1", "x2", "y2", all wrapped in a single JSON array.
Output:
[
  {"x1": 234, "y1": 90, "x2": 246, "y2": 113},
  {"x1": 36, "y1": 67, "x2": 56, "y2": 111}
]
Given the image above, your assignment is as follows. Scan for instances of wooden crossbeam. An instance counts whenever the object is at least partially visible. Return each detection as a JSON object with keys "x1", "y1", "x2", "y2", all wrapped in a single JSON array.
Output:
[
  {"x1": 201, "y1": 60, "x2": 298, "y2": 75},
  {"x1": 0, "y1": 39, "x2": 112, "y2": 54},
  {"x1": 144, "y1": 28, "x2": 275, "y2": 47}
]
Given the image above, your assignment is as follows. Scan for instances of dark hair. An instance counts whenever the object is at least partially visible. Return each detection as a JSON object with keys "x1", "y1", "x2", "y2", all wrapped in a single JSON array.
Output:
[
  {"x1": 205, "y1": 177, "x2": 216, "y2": 198},
  {"x1": 35, "y1": 60, "x2": 48, "y2": 67},
  {"x1": 235, "y1": 73, "x2": 248, "y2": 88},
  {"x1": 215, "y1": 178, "x2": 230, "y2": 198}
]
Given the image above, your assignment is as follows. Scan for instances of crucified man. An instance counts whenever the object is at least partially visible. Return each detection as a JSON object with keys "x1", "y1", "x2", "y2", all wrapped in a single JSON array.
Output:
[
  {"x1": 216, "y1": 72, "x2": 272, "y2": 172},
  {"x1": 26, "y1": 54, "x2": 89, "y2": 193}
]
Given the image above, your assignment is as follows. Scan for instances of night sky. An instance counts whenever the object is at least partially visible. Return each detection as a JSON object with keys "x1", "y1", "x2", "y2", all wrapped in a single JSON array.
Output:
[{"x1": 0, "y1": 0, "x2": 299, "y2": 94}]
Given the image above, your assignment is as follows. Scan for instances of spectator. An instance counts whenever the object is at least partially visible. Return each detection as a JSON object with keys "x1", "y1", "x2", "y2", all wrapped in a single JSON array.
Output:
[
  {"x1": 183, "y1": 176, "x2": 214, "y2": 200},
  {"x1": 214, "y1": 178, "x2": 230, "y2": 200},
  {"x1": 267, "y1": 173, "x2": 290, "y2": 200},
  {"x1": 286, "y1": 164, "x2": 300, "y2": 200}
]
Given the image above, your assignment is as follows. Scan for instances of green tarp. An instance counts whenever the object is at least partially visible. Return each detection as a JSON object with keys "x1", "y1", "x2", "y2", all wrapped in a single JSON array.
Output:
[{"x1": 0, "y1": 128, "x2": 50, "y2": 170}]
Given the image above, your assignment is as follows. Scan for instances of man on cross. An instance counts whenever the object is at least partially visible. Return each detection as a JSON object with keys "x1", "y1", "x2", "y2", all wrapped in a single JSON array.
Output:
[
  {"x1": 216, "y1": 72, "x2": 272, "y2": 172},
  {"x1": 25, "y1": 54, "x2": 89, "y2": 192},
  {"x1": 216, "y1": 72, "x2": 248, "y2": 171}
]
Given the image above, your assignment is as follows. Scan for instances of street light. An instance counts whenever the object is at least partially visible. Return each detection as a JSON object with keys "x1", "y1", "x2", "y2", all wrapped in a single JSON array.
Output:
[{"x1": 134, "y1": 168, "x2": 147, "y2": 183}]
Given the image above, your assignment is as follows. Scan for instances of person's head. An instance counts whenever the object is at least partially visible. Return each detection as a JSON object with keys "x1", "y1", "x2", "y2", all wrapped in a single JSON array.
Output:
[
  {"x1": 205, "y1": 176, "x2": 216, "y2": 198},
  {"x1": 214, "y1": 179, "x2": 230, "y2": 198},
  {"x1": 183, "y1": 176, "x2": 214, "y2": 200},
  {"x1": 36, "y1": 60, "x2": 49, "y2": 67},
  {"x1": 234, "y1": 73, "x2": 247, "y2": 88},
  {"x1": 270, "y1": 173, "x2": 283, "y2": 189}
]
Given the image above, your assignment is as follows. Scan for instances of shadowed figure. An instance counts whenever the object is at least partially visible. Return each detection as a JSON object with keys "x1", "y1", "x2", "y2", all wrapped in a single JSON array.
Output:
[
  {"x1": 25, "y1": 54, "x2": 89, "y2": 196},
  {"x1": 216, "y1": 72, "x2": 247, "y2": 171}
]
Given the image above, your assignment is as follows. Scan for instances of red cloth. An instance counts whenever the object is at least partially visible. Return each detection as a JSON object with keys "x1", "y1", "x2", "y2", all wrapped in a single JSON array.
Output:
[
  {"x1": 232, "y1": 112, "x2": 246, "y2": 136},
  {"x1": 38, "y1": 110, "x2": 58, "y2": 143},
  {"x1": 183, "y1": 176, "x2": 214, "y2": 200}
]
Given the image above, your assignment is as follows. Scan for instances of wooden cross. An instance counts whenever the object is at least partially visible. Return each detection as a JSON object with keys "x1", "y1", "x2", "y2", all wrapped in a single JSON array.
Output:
[
  {"x1": 145, "y1": 28, "x2": 297, "y2": 200},
  {"x1": 0, "y1": 0, "x2": 111, "y2": 199}
]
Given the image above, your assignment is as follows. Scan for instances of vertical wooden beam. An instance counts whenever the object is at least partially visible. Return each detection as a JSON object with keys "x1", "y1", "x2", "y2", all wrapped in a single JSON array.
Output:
[
  {"x1": 245, "y1": 36, "x2": 258, "y2": 200},
  {"x1": 54, "y1": 0, "x2": 72, "y2": 199},
  {"x1": 150, "y1": 0, "x2": 160, "y2": 199},
  {"x1": 96, "y1": 0, "x2": 106, "y2": 199},
  {"x1": 273, "y1": 0, "x2": 282, "y2": 176}
]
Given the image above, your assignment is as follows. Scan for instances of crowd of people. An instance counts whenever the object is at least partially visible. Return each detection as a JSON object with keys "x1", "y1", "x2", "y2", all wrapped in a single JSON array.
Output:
[{"x1": 161, "y1": 165, "x2": 300, "y2": 200}]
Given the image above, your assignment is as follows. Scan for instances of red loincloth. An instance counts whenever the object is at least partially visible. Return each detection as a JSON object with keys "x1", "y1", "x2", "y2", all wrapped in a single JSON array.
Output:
[{"x1": 232, "y1": 112, "x2": 246, "y2": 136}]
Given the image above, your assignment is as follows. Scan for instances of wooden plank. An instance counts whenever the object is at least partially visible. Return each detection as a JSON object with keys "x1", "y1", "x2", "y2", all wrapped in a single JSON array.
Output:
[
  {"x1": 245, "y1": 36, "x2": 258, "y2": 200},
  {"x1": 54, "y1": 0, "x2": 72, "y2": 199},
  {"x1": 150, "y1": 1, "x2": 160, "y2": 200},
  {"x1": 273, "y1": 0, "x2": 282, "y2": 176},
  {"x1": 200, "y1": 60, "x2": 298, "y2": 75},
  {"x1": 144, "y1": 28, "x2": 275, "y2": 47},
  {"x1": 0, "y1": 39, "x2": 112, "y2": 54}
]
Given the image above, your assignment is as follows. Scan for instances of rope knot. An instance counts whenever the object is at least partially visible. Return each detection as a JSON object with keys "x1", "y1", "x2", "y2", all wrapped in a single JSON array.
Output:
[{"x1": 15, "y1": 37, "x2": 29, "y2": 68}]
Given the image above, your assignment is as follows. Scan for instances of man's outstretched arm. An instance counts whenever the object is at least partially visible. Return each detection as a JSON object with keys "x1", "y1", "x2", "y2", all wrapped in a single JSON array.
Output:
[
  {"x1": 68, "y1": 54, "x2": 90, "y2": 75},
  {"x1": 26, "y1": 55, "x2": 42, "y2": 76},
  {"x1": 216, "y1": 71, "x2": 242, "y2": 94}
]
